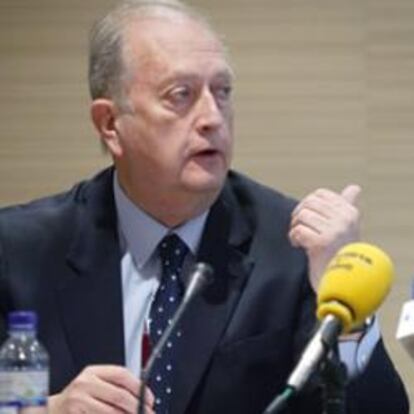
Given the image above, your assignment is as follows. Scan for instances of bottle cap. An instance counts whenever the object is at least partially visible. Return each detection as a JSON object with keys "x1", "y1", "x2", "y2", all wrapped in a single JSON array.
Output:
[{"x1": 8, "y1": 311, "x2": 37, "y2": 331}]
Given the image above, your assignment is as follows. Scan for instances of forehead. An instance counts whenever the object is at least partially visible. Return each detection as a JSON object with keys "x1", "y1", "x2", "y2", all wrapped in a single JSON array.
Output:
[{"x1": 122, "y1": 16, "x2": 233, "y2": 83}]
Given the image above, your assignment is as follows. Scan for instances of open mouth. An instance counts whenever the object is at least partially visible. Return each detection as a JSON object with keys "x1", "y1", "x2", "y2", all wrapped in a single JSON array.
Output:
[
  {"x1": 194, "y1": 148, "x2": 220, "y2": 157},
  {"x1": 191, "y1": 149, "x2": 222, "y2": 167}
]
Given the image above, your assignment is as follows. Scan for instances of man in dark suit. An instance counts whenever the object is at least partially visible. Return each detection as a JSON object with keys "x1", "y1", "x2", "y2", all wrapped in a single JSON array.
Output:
[{"x1": 0, "y1": 1, "x2": 409, "y2": 413}]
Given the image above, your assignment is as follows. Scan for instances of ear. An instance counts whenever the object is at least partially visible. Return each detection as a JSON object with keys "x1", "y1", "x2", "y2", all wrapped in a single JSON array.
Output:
[{"x1": 90, "y1": 99, "x2": 122, "y2": 157}]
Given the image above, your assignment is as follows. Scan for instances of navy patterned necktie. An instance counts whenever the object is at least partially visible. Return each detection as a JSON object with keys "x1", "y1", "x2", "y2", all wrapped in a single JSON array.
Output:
[{"x1": 148, "y1": 234, "x2": 189, "y2": 413}]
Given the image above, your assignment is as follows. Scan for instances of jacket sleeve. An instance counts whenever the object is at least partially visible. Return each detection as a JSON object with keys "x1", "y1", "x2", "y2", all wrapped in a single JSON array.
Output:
[{"x1": 346, "y1": 338, "x2": 410, "y2": 413}]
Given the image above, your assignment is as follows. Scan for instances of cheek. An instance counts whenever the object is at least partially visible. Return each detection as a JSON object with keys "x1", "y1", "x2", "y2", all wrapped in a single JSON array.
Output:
[
  {"x1": 144, "y1": 137, "x2": 186, "y2": 177},
  {"x1": 223, "y1": 117, "x2": 234, "y2": 152},
  {"x1": 124, "y1": 112, "x2": 193, "y2": 171},
  {"x1": 227, "y1": 110, "x2": 235, "y2": 133},
  {"x1": 221, "y1": 106, "x2": 234, "y2": 133}
]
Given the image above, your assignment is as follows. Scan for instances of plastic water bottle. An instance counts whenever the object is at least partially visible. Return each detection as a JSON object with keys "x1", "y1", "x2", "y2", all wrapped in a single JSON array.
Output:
[{"x1": 0, "y1": 311, "x2": 49, "y2": 413}]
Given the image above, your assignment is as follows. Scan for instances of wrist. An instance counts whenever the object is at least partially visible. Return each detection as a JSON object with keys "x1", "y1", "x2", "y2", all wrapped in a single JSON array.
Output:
[{"x1": 339, "y1": 317, "x2": 374, "y2": 341}]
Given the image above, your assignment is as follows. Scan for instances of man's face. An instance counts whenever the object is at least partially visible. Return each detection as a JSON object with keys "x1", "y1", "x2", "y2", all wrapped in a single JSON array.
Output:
[{"x1": 114, "y1": 17, "x2": 234, "y2": 206}]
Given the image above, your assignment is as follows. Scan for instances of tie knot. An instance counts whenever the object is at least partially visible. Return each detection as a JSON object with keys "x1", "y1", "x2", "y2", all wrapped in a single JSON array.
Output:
[{"x1": 159, "y1": 234, "x2": 188, "y2": 274}]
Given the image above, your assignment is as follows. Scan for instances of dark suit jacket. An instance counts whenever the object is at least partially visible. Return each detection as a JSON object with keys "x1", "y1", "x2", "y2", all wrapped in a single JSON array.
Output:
[{"x1": 0, "y1": 168, "x2": 409, "y2": 413}]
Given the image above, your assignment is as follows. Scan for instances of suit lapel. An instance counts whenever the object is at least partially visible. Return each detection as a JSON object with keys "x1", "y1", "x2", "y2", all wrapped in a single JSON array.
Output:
[
  {"x1": 53, "y1": 168, "x2": 254, "y2": 412},
  {"x1": 171, "y1": 184, "x2": 255, "y2": 414},
  {"x1": 56, "y1": 169, "x2": 125, "y2": 371}
]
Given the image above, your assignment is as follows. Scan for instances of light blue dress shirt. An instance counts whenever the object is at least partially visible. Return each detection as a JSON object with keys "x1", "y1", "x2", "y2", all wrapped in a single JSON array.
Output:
[{"x1": 113, "y1": 174, "x2": 207, "y2": 377}]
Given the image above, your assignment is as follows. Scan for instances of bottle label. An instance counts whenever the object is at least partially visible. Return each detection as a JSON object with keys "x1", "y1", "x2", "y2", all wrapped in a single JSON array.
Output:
[
  {"x1": 0, "y1": 401, "x2": 19, "y2": 414},
  {"x1": 0, "y1": 370, "x2": 48, "y2": 408},
  {"x1": 0, "y1": 406, "x2": 47, "y2": 414},
  {"x1": 0, "y1": 406, "x2": 18, "y2": 414}
]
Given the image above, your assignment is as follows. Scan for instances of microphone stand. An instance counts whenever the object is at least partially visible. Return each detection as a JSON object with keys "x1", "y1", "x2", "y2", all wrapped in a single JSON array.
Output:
[
  {"x1": 262, "y1": 387, "x2": 295, "y2": 414},
  {"x1": 137, "y1": 263, "x2": 213, "y2": 414},
  {"x1": 264, "y1": 348, "x2": 347, "y2": 414},
  {"x1": 320, "y1": 350, "x2": 347, "y2": 414},
  {"x1": 137, "y1": 302, "x2": 187, "y2": 414},
  {"x1": 263, "y1": 315, "x2": 343, "y2": 414}
]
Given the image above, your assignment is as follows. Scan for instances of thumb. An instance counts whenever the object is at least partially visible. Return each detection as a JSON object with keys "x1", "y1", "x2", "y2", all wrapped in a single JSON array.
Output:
[{"x1": 341, "y1": 184, "x2": 361, "y2": 205}]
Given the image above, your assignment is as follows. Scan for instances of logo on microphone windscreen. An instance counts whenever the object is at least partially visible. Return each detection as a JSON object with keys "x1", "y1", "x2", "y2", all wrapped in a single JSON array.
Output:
[{"x1": 317, "y1": 242, "x2": 394, "y2": 332}]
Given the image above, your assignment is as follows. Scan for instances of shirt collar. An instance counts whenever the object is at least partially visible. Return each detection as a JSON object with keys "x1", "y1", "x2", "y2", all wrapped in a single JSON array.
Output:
[{"x1": 113, "y1": 172, "x2": 208, "y2": 269}]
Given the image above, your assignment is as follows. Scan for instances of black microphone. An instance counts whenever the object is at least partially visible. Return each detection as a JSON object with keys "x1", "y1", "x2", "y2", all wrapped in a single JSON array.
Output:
[{"x1": 137, "y1": 262, "x2": 214, "y2": 414}]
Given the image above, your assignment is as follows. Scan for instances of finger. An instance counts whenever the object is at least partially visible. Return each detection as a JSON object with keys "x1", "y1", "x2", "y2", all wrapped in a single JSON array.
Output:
[
  {"x1": 340, "y1": 184, "x2": 361, "y2": 206},
  {"x1": 72, "y1": 391, "x2": 155, "y2": 414},
  {"x1": 85, "y1": 377, "x2": 138, "y2": 413},
  {"x1": 80, "y1": 366, "x2": 152, "y2": 413},
  {"x1": 292, "y1": 188, "x2": 339, "y2": 217},
  {"x1": 289, "y1": 224, "x2": 321, "y2": 250},
  {"x1": 291, "y1": 198, "x2": 337, "y2": 223},
  {"x1": 81, "y1": 395, "x2": 125, "y2": 414},
  {"x1": 290, "y1": 208, "x2": 331, "y2": 235},
  {"x1": 87, "y1": 365, "x2": 141, "y2": 397},
  {"x1": 293, "y1": 187, "x2": 360, "y2": 221},
  {"x1": 96, "y1": 368, "x2": 154, "y2": 411},
  {"x1": 53, "y1": 390, "x2": 127, "y2": 414}
]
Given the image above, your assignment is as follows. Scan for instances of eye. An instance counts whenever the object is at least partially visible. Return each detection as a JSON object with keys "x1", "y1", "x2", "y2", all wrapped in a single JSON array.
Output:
[
  {"x1": 214, "y1": 84, "x2": 233, "y2": 103},
  {"x1": 168, "y1": 85, "x2": 193, "y2": 106}
]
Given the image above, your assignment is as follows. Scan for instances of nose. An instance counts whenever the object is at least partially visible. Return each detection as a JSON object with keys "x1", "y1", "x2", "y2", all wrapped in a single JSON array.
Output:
[{"x1": 195, "y1": 88, "x2": 224, "y2": 136}]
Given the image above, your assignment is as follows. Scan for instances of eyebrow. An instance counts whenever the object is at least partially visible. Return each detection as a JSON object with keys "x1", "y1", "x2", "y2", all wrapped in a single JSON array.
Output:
[{"x1": 158, "y1": 67, "x2": 234, "y2": 89}]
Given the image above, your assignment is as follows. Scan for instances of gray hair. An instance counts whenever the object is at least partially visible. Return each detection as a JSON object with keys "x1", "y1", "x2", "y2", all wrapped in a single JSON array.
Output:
[{"x1": 88, "y1": 0, "x2": 216, "y2": 110}]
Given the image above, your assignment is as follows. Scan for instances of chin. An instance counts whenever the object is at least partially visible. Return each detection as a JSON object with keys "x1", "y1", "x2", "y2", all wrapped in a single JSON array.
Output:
[{"x1": 183, "y1": 171, "x2": 227, "y2": 194}]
